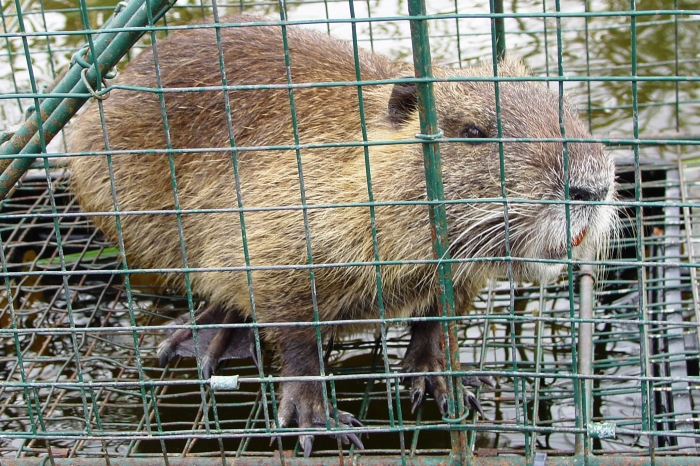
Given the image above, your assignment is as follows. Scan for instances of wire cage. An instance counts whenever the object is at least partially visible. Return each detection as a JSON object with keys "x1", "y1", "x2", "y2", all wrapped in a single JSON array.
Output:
[{"x1": 1, "y1": 0, "x2": 700, "y2": 465}]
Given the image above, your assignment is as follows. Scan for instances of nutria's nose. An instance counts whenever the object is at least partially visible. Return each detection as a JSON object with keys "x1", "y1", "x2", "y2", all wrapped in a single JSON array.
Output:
[{"x1": 568, "y1": 186, "x2": 608, "y2": 202}]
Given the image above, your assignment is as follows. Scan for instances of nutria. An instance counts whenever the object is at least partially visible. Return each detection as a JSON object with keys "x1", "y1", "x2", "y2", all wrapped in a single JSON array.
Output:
[{"x1": 67, "y1": 14, "x2": 616, "y2": 456}]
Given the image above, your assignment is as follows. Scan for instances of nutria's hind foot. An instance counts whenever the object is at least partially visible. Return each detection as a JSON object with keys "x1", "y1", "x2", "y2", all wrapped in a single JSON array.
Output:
[
  {"x1": 157, "y1": 305, "x2": 257, "y2": 378},
  {"x1": 275, "y1": 381, "x2": 364, "y2": 457},
  {"x1": 405, "y1": 364, "x2": 493, "y2": 418},
  {"x1": 403, "y1": 319, "x2": 493, "y2": 417}
]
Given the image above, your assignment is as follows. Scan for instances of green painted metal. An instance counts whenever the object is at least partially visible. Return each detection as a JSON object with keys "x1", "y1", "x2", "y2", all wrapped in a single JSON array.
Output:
[
  {"x1": 628, "y1": 1, "x2": 655, "y2": 459},
  {"x1": 276, "y1": 5, "x2": 338, "y2": 456},
  {"x1": 491, "y1": 0, "x2": 507, "y2": 61},
  {"x1": 206, "y1": 4, "x2": 275, "y2": 450},
  {"x1": 0, "y1": 0, "x2": 175, "y2": 201},
  {"x1": 406, "y1": 0, "x2": 466, "y2": 462},
  {"x1": 552, "y1": 1, "x2": 583, "y2": 462},
  {"x1": 347, "y1": 0, "x2": 403, "y2": 458}
]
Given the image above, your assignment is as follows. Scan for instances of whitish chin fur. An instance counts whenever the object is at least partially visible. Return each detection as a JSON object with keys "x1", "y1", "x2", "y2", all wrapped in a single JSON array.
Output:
[
  {"x1": 515, "y1": 261, "x2": 568, "y2": 284},
  {"x1": 502, "y1": 213, "x2": 615, "y2": 286}
]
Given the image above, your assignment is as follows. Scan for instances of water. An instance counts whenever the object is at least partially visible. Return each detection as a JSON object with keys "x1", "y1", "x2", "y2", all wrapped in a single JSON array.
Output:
[
  {"x1": 1, "y1": 0, "x2": 699, "y2": 460},
  {"x1": 3, "y1": 1, "x2": 699, "y2": 149}
]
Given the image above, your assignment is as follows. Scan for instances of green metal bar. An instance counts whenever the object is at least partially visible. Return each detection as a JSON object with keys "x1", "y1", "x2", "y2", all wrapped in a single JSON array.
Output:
[
  {"x1": 141, "y1": 0, "x2": 204, "y2": 458},
  {"x1": 584, "y1": 0, "x2": 593, "y2": 132},
  {"x1": 491, "y1": 0, "x2": 506, "y2": 61},
  {"x1": 0, "y1": 4, "x2": 26, "y2": 119},
  {"x1": 7, "y1": 3, "x2": 68, "y2": 462},
  {"x1": 406, "y1": 0, "x2": 466, "y2": 463},
  {"x1": 579, "y1": 253, "x2": 596, "y2": 461},
  {"x1": 453, "y1": 1, "x2": 463, "y2": 66},
  {"x1": 79, "y1": 0, "x2": 164, "y2": 450},
  {"x1": 347, "y1": 0, "x2": 400, "y2": 446},
  {"x1": 364, "y1": 0, "x2": 375, "y2": 53},
  {"x1": 528, "y1": 285, "x2": 547, "y2": 457},
  {"x1": 487, "y1": 3, "x2": 521, "y2": 461},
  {"x1": 552, "y1": 1, "x2": 583, "y2": 462},
  {"x1": 207, "y1": 1, "x2": 274, "y2": 448},
  {"x1": 541, "y1": 0, "x2": 551, "y2": 84},
  {"x1": 674, "y1": 0, "x2": 680, "y2": 134},
  {"x1": 628, "y1": 0, "x2": 655, "y2": 458},
  {"x1": 276, "y1": 4, "x2": 334, "y2": 453},
  {"x1": 0, "y1": 0, "x2": 175, "y2": 201}
]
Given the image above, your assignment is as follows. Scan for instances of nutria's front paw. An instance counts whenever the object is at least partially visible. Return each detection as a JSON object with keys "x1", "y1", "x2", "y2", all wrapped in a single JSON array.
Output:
[
  {"x1": 406, "y1": 366, "x2": 494, "y2": 418},
  {"x1": 157, "y1": 305, "x2": 257, "y2": 378},
  {"x1": 275, "y1": 381, "x2": 364, "y2": 457}
]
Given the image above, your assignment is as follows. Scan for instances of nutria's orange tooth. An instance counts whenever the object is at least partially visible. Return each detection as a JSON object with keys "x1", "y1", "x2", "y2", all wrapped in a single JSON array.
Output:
[{"x1": 572, "y1": 228, "x2": 587, "y2": 247}]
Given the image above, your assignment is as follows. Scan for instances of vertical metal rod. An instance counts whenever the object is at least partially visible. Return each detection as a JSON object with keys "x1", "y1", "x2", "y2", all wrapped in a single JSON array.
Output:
[
  {"x1": 347, "y1": 0, "x2": 401, "y2": 454},
  {"x1": 578, "y1": 252, "x2": 595, "y2": 458},
  {"x1": 528, "y1": 285, "x2": 546, "y2": 458},
  {"x1": 660, "y1": 169, "x2": 695, "y2": 450},
  {"x1": 552, "y1": 1, "x2": 580, "y2": 459},
  {"x1": 491, "y1": 0, "x2": 506, "y2": 61},
  {"x1": 628, "y1": 0, "x2": 654, "y2": 458},
  {"x1": 406, "y1": 1, "x2": 466, "y2": 463}
]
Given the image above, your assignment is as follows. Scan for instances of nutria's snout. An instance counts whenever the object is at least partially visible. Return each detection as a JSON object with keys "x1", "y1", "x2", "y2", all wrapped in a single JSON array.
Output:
[
  {"x1": 435, "y1": 66, "x2": 617, "y2": 285},
  {"x1": 508, "y1": 144, "x2": 616, "y2": 283},
  {"x1": 494, "y1": 174, "x2": 616, "y2": 283}
]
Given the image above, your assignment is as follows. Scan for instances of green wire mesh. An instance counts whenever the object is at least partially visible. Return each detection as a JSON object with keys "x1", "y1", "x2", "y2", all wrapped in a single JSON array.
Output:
[{"x1": 1, "y1": 0, "x2": 700, "y2": 464}]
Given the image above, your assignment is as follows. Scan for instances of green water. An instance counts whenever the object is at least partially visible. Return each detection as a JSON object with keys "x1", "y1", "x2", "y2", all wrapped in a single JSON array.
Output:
[{"x1": 2, "y1": 0, "x2": 699, "y2": 151}]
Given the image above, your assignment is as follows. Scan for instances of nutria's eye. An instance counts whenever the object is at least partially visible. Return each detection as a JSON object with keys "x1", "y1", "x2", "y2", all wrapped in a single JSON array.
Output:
[{"x1": 459, "y1": 124, "x2": 488, "y2": 141}]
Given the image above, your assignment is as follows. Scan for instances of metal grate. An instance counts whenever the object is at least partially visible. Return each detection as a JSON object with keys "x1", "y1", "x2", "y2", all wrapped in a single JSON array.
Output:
[
  {"x1": 1, "y1": 159, "x2": 699, "y2": 462},
  {"x1": 1, "y1": 0, "x2": 700, "y2": 464}
]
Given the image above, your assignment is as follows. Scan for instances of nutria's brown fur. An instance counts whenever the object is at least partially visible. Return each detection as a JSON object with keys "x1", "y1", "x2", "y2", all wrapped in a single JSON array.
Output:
[{"x1": 67, "y1": 14, "x2": 616, "y2": 455}]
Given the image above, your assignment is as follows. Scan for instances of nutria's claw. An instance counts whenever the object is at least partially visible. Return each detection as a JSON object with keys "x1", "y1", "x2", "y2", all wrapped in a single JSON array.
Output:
[
  {"x1": 157, "y1": 339, "x2": 176, "y2": 368},
  {"x1": 157, "y1": 306, "x2": 257, "y2": 376},
  {"x1": 348, "y1": 416, "x2": 364, "y2": 428},
  {"x1": 200, "y1": 353, "x2": 219, "y2": 380},
  {"x1": 333, "y1": 413, "x2": 364, "y2": 452},
  {"x1": 301, "y1": 436, "x2": 314, "y2": 458},
  {"x1": 299, "y1": 425, "x2": 364, "y2": 457},
  {"x1": 276, "y1": 383, "x2": 364, "y2": 456},
  {"x1": 405, "y1": 372, "x2": 446, "y2": 415},
  {"x1": 340, "y1": 430, "x2": 364, "y2": 451},
  {"x1": 409, "y1": 377, "x2": 427, "y2": 414},
  {"x1": 271, "y1": 410, "x2": 363, "y2": 456},
  {"x1": 406, "y1": 372, "x2": 493, "y2": 418},
  {"x1": 463, "y1": 388, "x2": 485, "y2": 418},
  {"x1": 461, "y1": 374, "x2": 495, "y2": 418},
  {"x1": 304, "y1": 411, "x2": 364, "y2": 456}
]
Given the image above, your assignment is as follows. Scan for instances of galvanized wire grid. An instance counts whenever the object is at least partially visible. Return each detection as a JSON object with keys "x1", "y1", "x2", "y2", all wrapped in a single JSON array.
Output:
[{"x1": 2, "y1": 0, "x2": 700, "y2": 464}]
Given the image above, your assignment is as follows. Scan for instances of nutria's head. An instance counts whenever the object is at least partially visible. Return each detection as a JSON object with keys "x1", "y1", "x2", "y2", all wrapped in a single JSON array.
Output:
[{"x1": 389, "y1": 57, "x2": 616, "y2": 284}]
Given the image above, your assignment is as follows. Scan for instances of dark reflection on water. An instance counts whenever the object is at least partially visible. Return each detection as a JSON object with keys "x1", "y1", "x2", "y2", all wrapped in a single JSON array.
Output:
[
  {"x1": 572, "y1": 0, "x2": 700, "y2": 144},
  {"x1": 1, "y1": 0, "x2": 699, "y2": 460}
]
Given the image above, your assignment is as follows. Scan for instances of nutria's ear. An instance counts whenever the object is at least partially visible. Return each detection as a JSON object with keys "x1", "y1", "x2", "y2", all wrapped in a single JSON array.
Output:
[{"x1": 388, "y1": 79, "x2": 418, "y2": 126}]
